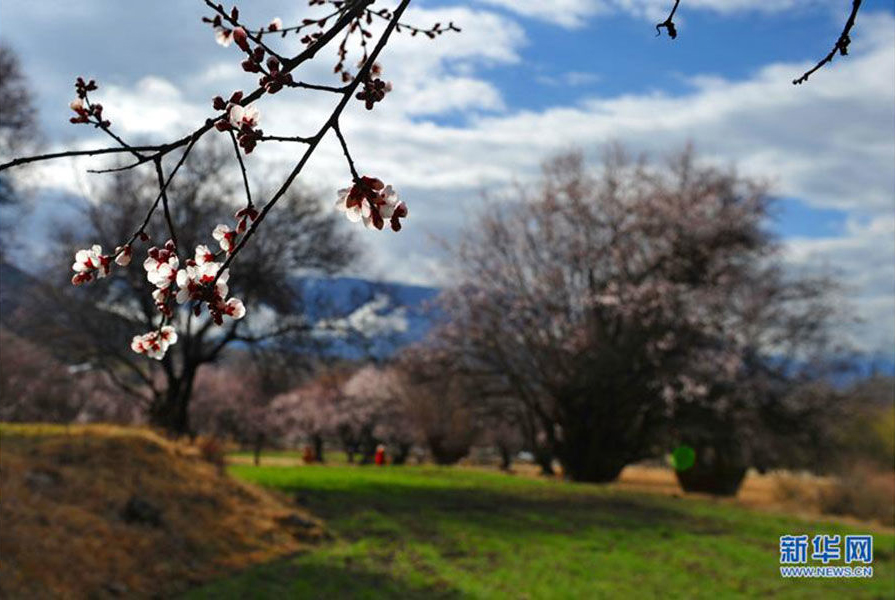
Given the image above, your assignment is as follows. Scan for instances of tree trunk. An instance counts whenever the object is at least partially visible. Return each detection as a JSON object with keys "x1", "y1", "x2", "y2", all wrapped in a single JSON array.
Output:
[
  {"x1": 391, "y1": 442, "x2": 411, "y2": 465},
  {"x1": 560, "y1": 453, "x2": 627, "y2": 483},
  {"x1": 359, "y1": 426, "x2": 377, "y2": 465},
  {"x1": 674, "y1": 444, "x2": 748, "y2": 496},
  {"x1": 552, "y1": 403, "x2": 636, "y2": 483},
  {"x1": 498, "y1": 442, "x2": 513, "y2": 471},
  {"x1": 312, "y1": 434, "x2": 325, "y2": 463},
  {"x1": 253, "y1": 433, "x2": 264, "y2": 466},
  {"x1": 148, "y1": 368, "x2": 196, "y2": 436}
]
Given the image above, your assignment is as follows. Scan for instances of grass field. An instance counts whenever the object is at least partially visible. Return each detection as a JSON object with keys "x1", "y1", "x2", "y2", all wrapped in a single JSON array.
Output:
[{"x1": 185, "y1": 463, "x2": 895, "y2": 599}]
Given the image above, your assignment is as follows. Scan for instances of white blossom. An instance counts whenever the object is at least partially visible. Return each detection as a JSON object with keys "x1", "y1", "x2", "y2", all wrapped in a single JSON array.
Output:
[
  {"x1": 214, "y1": 26, "x2": 233, "y2": 47},
  {"x1": 212, "y1": 224, "x2": 236, "y2": 252},
  {"x1": 130, "y1": 326, "x2": 178, "y2": 360},
  {"x1": 228, "y1": 103, "x2": 260, "y2": 130}
]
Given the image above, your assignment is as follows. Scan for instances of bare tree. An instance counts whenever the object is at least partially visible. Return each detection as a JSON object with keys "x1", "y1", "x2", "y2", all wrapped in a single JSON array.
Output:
[
  {"x1": 0, "y1": 44, "x2": 40, "y2": 252},
  {"x1": 392, "y1": 345, "x2": 480, "y2": 465}
]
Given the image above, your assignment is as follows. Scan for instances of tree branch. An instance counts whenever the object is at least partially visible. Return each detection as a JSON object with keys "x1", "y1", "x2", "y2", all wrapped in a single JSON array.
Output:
[
  {"x1": 656, "y1": 0, "x2": 681, "y2": 39},
  {"x1": 793, "y1": 0, "x2": 862, "y2": 85}
]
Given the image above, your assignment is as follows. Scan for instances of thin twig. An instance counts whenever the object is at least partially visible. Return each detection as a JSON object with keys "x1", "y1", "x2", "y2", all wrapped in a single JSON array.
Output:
[
  {"x1": 286, "y1": 80, "x2": 348, "y2": 93},
  {"x1": 656, "y1": 0, "x2": 681, "y2": 39},
  {"x1": 203, "y1": 0, "x2": 286, "y2": 63},
  {"x1": 257, "y1": 135, "x2": 315, "y2": 144},
  {"x1": 154, "y1": 158, "x2": 179, "y2": 252},
  {"x1": 793, "y1": 0, "x2": 862, "y2": 85},
  {"x1": 333, "y1": 121, "x2": 360, "y2": 181},
  {"x1": 215, "y1": 0, "x2": 412, "y2": 279},
  {"x1": 0, "y1": 145, "x2": 170, "y2": 171},
  {"x1": 119, "y1": 133, "x2": 201, "y2": 255},
  {"x1": 228, "y1": 129, "x2": 253, "y2": 207}
]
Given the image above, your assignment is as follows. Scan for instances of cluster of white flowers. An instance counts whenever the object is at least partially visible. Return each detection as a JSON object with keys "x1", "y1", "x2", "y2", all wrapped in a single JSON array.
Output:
[
  {"x1": 131, "y1": 326, "x2": 178, "y2": 360},
  {"x1": 70, "y1": 210, "x2": 256, "y2": 361},
  {"x1": 174, "y1": 244, "x2": 245, "y2": 322},
  {"x1": 143, "y1": 241, "x2": 180, "y2": 318},
  {"x1": 335, "y1": 176, "x2": 408, "y2": 232},
  {"x1": 71, "y1": 244, "x2": 131, "y2": 285}
]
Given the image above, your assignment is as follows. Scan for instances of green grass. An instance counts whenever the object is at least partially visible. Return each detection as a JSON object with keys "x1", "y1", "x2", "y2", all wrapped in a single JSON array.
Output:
[
  {"x1": 228, "y1": 449, "x2": 355, "y2": 464},
  {"x1": 184, "y1": 463, "x2": 895, "y2": 599}
]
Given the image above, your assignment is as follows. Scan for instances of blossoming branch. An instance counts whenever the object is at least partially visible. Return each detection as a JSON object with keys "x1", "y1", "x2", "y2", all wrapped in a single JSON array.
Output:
[{"x1": 0, "y1": 0, "x2": 458, "y2": 361}]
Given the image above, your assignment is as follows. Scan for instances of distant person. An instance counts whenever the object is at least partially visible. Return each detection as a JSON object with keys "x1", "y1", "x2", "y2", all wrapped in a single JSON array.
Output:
[
  {"x1": 374, "y1": 444, "x2": 386, "y2": 466},
  {"x1": 302, "y1": 444, "x2": 314, "y2": 465}
]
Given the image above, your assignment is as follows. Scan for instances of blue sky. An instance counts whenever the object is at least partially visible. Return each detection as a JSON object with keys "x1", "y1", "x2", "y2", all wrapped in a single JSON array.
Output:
[{"x1": 1, "y1": 0, "x2": 893, "y2": 357}]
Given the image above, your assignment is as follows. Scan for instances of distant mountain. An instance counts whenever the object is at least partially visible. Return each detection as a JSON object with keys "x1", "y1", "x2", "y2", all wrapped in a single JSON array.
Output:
[
  {"x1": 293, "y1": 276, "x2": 441, "y2": 359},
  {"x1": 0, "y1": 261, "x2": 40, "y2": 324},
  {"x1": 1, "y1": 263, "x2": 889, "y2": 374}
]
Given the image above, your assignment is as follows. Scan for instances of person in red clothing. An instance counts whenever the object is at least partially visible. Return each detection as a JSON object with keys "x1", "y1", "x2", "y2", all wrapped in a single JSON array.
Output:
[
  {"x1": 374, "y1": 444, "x2": 386, "y2": 466},
  {"x1": 302, "y1": 444, "x2": 314, "y2": 464}
]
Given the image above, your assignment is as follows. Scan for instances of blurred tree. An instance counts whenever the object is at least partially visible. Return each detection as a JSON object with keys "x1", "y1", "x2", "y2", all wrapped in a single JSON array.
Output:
[
  {"x1": 343, "y1": 365, "x2": 416, "y2": 464},
  {"x1": 270, "y1": 369, "x2": 346, "y2": 463},
  {"x1": 0, "y1": 328, "x2": 89, "y2": 423},
  {"x1": 190, "y1": 364, "x2": 274, "y2": 464},
  {"x1": 25, "y1": 144, "x2": 354, "y2": 435},
  {"x1": 0, "y1": 44, "x2": 40, "y2": 254},
  {"x1": 0, "y1": 328, "x2": 137, "y2": 423},
  {"x1": 834, "y1": 376, "x2": 895, "y2": 471},
  {"x1": 437, "y1": 147, "x2": 838, "y2": 485},
  {"x1": 393, "y1": 345, "x2": 479, "y2": 465}
]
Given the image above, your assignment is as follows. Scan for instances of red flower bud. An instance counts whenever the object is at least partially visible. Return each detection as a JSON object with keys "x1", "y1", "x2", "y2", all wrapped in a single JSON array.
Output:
[{"x1": 232, "y1": 27, "x2": 250, "y2": 52}]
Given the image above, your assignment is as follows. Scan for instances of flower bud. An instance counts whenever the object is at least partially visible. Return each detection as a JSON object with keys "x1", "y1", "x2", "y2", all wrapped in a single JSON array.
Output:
[{"x1": 232, "y1": 27, "x2": 250, "y2": 52}]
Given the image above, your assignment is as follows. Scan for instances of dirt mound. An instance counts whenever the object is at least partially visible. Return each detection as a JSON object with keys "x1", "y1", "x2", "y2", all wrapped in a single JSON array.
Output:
[{"x1": 0, "y1": 424, "x2": 323, "y2": 598}]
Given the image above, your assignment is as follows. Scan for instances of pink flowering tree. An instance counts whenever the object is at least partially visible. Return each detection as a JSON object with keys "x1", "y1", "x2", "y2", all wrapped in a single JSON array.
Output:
[
  {"x1": 269, "y1": 371, "x2": 344, "y2": 462},
  {"x1": 0, "y1": 328, "x2": 137, "y2": 424},
  {"x1": 435, "y1": 148, "x2": 839, "y2": 484},
  {"x1": 190, "y1": 364, "x2": 274, "y2": 463},
  {"x1": 271, "y1": 364, "x2": 415, "y2": 464},
  {"x1": 343, "y1": 365, "x2": 415, "y2": 464}
]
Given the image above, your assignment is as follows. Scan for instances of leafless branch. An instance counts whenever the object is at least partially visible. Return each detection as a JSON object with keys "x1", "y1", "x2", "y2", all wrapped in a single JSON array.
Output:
[{"x1": 793, "y1": 0, "x2": 863, "y2": 85}]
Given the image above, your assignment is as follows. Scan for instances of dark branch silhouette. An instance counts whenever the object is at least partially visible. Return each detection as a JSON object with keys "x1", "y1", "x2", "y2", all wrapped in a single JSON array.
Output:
[{"x1": 793, "y1": 0, "x2": 863, "y2": 85}]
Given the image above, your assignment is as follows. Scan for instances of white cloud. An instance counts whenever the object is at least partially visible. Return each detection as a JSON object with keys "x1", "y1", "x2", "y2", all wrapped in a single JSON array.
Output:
[
  {"x1": 103, "y1": 77, "x2": 207, "y2": 136},
  {"x1": 785, "y1": 216, "x2": 895, "y2": 354}
]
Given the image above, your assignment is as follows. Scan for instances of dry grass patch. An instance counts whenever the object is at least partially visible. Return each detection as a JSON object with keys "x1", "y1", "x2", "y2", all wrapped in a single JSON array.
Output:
[{"x1": 0, "y1": 424, "x2": 323, "y2": 599}]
